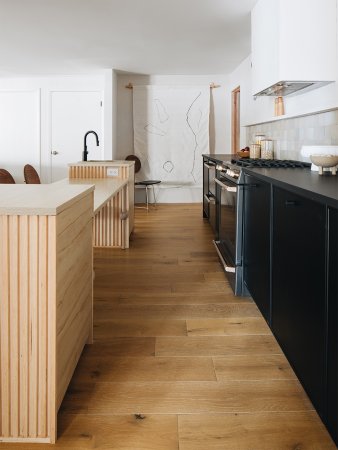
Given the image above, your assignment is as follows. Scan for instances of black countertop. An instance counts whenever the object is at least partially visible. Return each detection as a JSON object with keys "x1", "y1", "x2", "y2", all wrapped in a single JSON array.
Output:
[
  {"x1": 244, "y1": 167, "x2": 338, "y2": 209},
  {"x1": 203, "y1": 154, "x2": 338, "y2": 208},
  {"x1": 203, "y1": 154, "x2": 233, "y2": 164}
]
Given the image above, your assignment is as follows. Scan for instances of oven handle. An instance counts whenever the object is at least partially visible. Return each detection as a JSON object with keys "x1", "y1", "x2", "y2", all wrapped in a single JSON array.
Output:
[
  {"x1": 212, "y1": 240, "x2": 236, "y2": 273},
  {"x1": 214, "y1": 178, "x2": 237, "y2": 193},
  {"x1": 204, "y1": 162, "x2": 215, "y2": 169},
  {"x1": 204, "y1": 194, "x2": 216, "y2": 204}
]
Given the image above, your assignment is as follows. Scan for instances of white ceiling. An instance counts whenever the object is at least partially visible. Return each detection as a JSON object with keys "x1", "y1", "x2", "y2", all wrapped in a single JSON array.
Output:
[{"x1": 0, "y1": 0, "x2": 257, "y2": 76}]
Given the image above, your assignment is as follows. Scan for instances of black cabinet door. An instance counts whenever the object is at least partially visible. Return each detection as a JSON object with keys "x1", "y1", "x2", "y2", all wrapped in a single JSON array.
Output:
[
  {"x1": 243, "y1": 174, "x2": 271, "y2": 323},
  {"x1": 327, "y1": 207, "x2": 338, "y2": 443},
  {"x1": 203, "y1": 158, "x2": 210, "y2": 218},
  {"x1": 272, "y1": 187, "x2": 326, "y2": 417}
]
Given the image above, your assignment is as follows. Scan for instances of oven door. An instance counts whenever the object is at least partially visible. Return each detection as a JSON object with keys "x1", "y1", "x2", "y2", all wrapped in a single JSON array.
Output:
[
  {"x1": 214, "y1": 175, "x2": 245, "y2": 295},
  {"x1": 203, "y1": 160, "x2": 217, "y2": 233}
]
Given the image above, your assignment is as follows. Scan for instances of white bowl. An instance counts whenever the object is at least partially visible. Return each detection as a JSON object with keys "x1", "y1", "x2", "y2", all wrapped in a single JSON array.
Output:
[
  {"x1": 301, "y1": 145, "x2": 338, "y2": 157},
  {"x1": 310, "y1": 154, "x2": 338, "y2": 168}
]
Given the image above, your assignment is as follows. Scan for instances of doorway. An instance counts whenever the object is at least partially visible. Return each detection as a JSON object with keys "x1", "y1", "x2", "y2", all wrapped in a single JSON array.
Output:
[
  {"x1": 50, "y1": 91, "x2": 103, "y2": 181},
  {"x1": 231, "y1": 86, "x2": 240, "y2": 154}
]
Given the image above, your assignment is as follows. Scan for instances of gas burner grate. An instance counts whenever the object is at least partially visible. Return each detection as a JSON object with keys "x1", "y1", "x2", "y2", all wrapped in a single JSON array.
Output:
[{"x1": 231, "y1": 158, "x2": 311, "y2": 169}]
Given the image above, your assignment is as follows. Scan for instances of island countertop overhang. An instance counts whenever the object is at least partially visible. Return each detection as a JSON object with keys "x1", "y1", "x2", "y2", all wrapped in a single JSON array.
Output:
[{"x1": 0, "y1": 183, "x2": 95, "y2": 216}]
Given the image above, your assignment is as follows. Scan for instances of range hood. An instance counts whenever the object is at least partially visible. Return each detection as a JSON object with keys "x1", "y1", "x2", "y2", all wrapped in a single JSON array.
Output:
[{"x1": 254, "y1": 80, "x2": 333, "y2": 97}]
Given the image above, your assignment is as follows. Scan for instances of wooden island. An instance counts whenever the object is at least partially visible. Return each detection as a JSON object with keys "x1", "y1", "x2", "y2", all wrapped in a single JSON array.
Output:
[
  {"x1": 0, "y1": 183, "x2": 94, "y2": 444},
  {"x1": 56, "y1": 177, "x2": 130, "y2": 249},
  {"x1": 0, "y1": 169, "x2": 133, "y2": 444},
  {"x1": 68, "y1": 160, "x2": 135, "y2": 235}
]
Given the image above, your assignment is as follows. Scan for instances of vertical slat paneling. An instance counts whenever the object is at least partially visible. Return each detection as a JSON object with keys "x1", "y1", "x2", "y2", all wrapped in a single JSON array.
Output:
[
  {"x1": 0, "y1": 216, "x2": 10, "y2": 437},
  {"x1": 28, "y1": 216, "x2": 38, "y2": 438},
  {"x1": 47, "y1": 217, "x2": 56, "y2": 443},
  {"x1": 38, "y1": 217, "x2": 47, "y2": 437},
  {"x1": 19, "y1": 216, "x2": 29, "y2": 437},
  {"x1": 121, "y1": 185, "x2": 128, "y2": 249},
  {"x1": 101, "y1": 205, "x2": 106, "y2": 246},
  {"x1": 70, "y1": 163, "x2": 133, "y2": 245},
  {"x1": 9, "y1": 215, "x2": 19, "y2": 437},
  {"x1": 92, "y1": 187, "x2": 131, "y2": 248},
  {"x1": 1, "y1": 198, "x2": 93, "y2": 444},
  {"x1": 108, "y1": 200, "x2": 112, "y2": 246}
]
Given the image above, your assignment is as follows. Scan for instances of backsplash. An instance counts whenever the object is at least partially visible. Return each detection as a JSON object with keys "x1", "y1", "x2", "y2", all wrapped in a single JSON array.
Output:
[{"x1": 246, "y1": 109, "x2": 338, "y2": 160}]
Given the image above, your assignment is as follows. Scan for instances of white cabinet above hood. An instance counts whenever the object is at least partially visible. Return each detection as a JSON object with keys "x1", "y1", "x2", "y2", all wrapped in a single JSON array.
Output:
[{"x1": 251, "y1": 0, "x2": 337, "y2": 97}]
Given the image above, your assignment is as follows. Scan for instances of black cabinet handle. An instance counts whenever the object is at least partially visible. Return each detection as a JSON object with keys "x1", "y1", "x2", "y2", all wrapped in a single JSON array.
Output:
[
  {"x1": 285, "y1": 200, "x2": 298, "y2": 207},
  {"x1": 243, "y1": 184, "x2": 258, "y2": 189}
]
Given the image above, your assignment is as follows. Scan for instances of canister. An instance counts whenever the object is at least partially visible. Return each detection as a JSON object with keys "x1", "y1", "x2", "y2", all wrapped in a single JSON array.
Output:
[
  {"x1": 255, "y1": 134, "x2": 265, "y2": 145},
  {"x1": 261, "y1": 139, "x2": 274, "y2": 159},
  {"x1": 250, "y1": 144, "x2": 261, "y2": 159}
]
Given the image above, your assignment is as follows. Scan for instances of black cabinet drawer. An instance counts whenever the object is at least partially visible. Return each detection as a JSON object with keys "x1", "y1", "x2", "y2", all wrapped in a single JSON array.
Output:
[{"x1": 272, "y1": 186, "x2": 326, "y2": 417}]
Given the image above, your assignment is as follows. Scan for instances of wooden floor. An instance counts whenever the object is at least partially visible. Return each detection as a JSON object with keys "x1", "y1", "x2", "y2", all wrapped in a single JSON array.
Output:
[{"x1": 1, "y1": 204, "x2": 336, "y2": 449}]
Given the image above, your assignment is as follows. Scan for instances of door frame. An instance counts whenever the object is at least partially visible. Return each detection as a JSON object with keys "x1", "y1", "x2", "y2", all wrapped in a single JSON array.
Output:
[{"x1": 231, "y1": 86, "x2": 240, "y2": 155}]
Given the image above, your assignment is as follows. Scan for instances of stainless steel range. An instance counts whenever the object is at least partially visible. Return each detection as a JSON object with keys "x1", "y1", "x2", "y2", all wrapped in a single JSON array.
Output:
[{"x1": 211, "y1": 157, "x2": 311, "y2": 295}]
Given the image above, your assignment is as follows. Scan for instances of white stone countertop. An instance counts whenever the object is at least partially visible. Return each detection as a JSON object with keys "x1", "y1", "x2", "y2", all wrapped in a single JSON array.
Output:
[
  {"x1": 55, "y1": 178, "x2": 128, "y2": 213},
  {"x1": 68, "y1": 160, "x2": 135, "y2": 167},
  {"x1": 0, "y1": 183, "x2": 95, "y2": 216}
]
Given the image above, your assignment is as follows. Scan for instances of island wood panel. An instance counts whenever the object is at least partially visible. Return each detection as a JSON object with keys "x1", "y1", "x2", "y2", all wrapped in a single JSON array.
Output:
[
  {"x1": 0, "y1": 191, "x2": 93, "y2": 444},
  {"x1": 0, "y1": 214, "x2": 56, "y2": 443},
  {"x1": 93, "y1": 184, "x2": 129, "y2": 249},
  {"x1": 69, "y1": 162, "x2": 134, "y2": 234},
  {"x1": 55, "y1": 193, "x2": 93, "y2": 410}
]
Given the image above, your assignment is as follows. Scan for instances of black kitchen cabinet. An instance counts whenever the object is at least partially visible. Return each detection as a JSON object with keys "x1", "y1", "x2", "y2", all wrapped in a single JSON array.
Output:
[
  {"x1": 327, "y1": 207, "x2": 338, "y2": 442},
  {"x1": 202, "y1": 157, "x2": 217, "y2": 234},
  {"x1": 272, "y1": 186, "x2": 327, "y2": 417},
  {"x1": 243, "y1": 174, "x2": 271, "y2": 323},
  {"x1": 203, "y1": 158, "x2": 210, "y2": 218}
]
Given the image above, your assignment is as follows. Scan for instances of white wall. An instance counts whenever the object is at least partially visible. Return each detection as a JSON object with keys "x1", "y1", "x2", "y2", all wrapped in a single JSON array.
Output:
[{"x1": 0, "y1": 74, "x2": 111, "y2": 182}]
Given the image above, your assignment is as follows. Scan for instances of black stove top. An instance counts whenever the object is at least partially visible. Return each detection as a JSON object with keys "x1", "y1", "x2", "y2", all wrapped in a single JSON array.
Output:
[{"x1": 231, "y1": 158, "x2": 311, "y2": 169}]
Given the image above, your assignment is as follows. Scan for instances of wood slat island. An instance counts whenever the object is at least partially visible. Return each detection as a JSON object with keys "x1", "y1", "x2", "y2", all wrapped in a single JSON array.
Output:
[
  {"x1": 0, "y1": 173, "x2": 132, "y2": 444},
  {"x1": 68, "y1": 160, "x2": 135, "y2": 235},
  {"x1": 0, "y1": 183, "x2": 95, "y2": 444},
  {"x1": 56, "y1": 177, "x2": 130, "y2": 248}
]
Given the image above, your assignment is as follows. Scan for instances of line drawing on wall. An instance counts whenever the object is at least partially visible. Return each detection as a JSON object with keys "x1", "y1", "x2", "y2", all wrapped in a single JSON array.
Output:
[{"x1": 133, "y1": 85, "x2": 210, "y2": 187}]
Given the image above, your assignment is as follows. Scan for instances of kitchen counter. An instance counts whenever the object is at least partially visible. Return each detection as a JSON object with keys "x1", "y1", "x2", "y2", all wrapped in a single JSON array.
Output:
[
  {"x1": 203, "y1": 153, "x2": 233, "y2": 164},
  {"x1": 69, "y1": 160, "x2": 135, "y2": 167},
  {"x1": 243, "y1": 167, "x2": 338, "y2": 208},
  {"x1": 0, "y1": 183, "x2": 94, "y2": 215},
  {"x1": 56, "y1": 177, "x2": 130, "y2": 248},
  {"x1": 0, "y1": 183, "x2": 94, "y2": 444},
  {"x1": 55, "y1": 177, "x2": 128, "y2": 213},
  {"x1": 68, "y1": 160, "x2": 135, "y2": 234},
  {"x1": 0, "y1": 175, "x2": 131, "y2": 444},
  {"x1": 203, "y1": 154, "x2": 338, "y2": 208}
]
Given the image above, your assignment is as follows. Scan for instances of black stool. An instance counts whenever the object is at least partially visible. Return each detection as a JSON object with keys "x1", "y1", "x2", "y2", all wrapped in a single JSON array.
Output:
[
  {"x1": 135, "y1": 180, "x2": 161, "y2": 210},
  {"x1": 125, "y1": 155, "x2": 161, "y2": 210}
]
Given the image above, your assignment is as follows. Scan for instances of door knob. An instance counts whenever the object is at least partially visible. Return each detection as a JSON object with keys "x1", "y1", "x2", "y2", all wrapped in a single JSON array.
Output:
[{"x1": 51, "y1": 150, "x2": 59, "y2": 155}]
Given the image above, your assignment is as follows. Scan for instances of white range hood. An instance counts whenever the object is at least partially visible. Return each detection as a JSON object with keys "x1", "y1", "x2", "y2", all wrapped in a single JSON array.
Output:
[
  {"x1": 251, "y1": 0, "x2": 337, "y2": 97},
  {"x1": 254, "y1": 80, "x2": 333, "y2": 97}
]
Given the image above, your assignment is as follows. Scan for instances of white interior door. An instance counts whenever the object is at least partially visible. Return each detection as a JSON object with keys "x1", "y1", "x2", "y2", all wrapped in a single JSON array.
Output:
[{"x1": 51, "y1": 91, "x2": 103, "y2": 181}]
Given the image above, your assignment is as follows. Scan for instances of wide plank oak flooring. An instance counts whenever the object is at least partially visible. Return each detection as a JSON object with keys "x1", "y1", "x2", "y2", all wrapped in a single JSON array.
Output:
[{"x1": 1, "y1": 204, "x2": 335, "y2": 449}]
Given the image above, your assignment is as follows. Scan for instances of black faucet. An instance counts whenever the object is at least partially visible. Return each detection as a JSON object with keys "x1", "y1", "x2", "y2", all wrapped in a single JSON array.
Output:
[{"x1": 83, "y1": 131, "x2": 99, "y2": 161}]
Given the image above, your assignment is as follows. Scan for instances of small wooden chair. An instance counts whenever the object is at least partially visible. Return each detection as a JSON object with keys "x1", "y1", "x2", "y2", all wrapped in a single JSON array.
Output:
[
  {"x1": 24, "y1": 164, "x2": 41, "y2": 184},
  {"x1": 0, "y1": 168, "x2": 15, "y2": 184}
]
